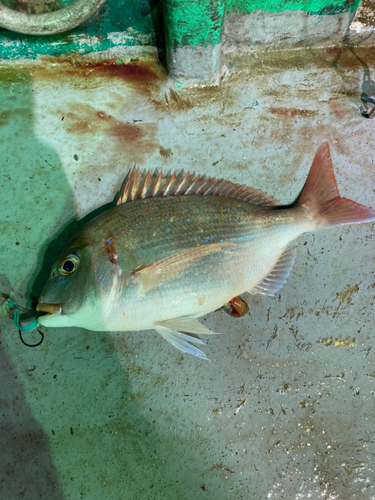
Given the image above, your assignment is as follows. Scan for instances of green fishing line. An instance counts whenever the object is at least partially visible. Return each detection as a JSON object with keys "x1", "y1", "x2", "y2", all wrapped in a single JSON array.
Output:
[{"x1": 7, "y1": 300, "x2": 40, "y2": 332}]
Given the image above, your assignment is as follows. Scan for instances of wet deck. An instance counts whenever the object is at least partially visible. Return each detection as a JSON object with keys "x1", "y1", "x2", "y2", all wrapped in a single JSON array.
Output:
[{"x1": 1, "y1": 46, "x2": 375, "y2": 499}]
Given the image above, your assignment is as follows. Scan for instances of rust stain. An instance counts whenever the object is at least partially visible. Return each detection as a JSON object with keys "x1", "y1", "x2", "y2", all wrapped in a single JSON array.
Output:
[
  {"x1": 333, "y1": 284, "x2": 359, "y2": 318},
  {"x1": 230, "y1": 46, "x2": 375, "y2": 79},
  {"x1": 269, "y1": 107, "x2": 317, "y2": 117},
  {"x1": 326, "y1": 45, "x2": 347, "y2": 59},
  {"x1": 64, "y1": 104, "x2": 151, "y2": 142},
  {"x1": 283, "y1": 306, "x2": 296, "y2": 320},
  {"x1": 267, "y1": 325, "x2": 278, "y2": 348},
  {"x1": 151, "y1": 84, "x2": 237, "y2": 114},
  {"x1": 30, "y1": 58, "x2": 163, "y2": 87},
  {"x1": 199, "y1": 297, "x2": 206, "y2": 306},
  {"x1": 59, "y1": 102, "x2": 159, "y2": 179},
  {"x1": 318, "y1": 336, "x2": 355, "y2": 347},
  {"x1": 153, "y1": 88, "x2": 194, "y2": 112},
  {"x1": 81, "y1": 62, "x2": 158, "y2": 83},
  {"x1": 109, "y1": 122, "x2": 145, "y2": 140},
  {"x1": 159, "y1": 147, "x2": 172, "y2": 158},
  {"x1": 209, "y1": 463, "x2": 234, "y2": 474},
  {"x1": 281, "y1": 306, "x2": 302, "y2": 322}
]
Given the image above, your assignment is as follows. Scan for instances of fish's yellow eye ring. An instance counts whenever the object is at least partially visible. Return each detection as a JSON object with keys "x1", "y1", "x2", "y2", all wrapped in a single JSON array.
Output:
[{"x1": 58, "y1": 254, "x2": 80, "y2": 276}]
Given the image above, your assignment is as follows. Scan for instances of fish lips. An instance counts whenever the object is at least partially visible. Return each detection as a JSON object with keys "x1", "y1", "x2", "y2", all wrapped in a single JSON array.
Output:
[
  {"x1": 36, "y1": 303, "x2": 63, "y2": 327},
  {"x1": 36, "y1": 303, "x2": 62, "y2": 315}
]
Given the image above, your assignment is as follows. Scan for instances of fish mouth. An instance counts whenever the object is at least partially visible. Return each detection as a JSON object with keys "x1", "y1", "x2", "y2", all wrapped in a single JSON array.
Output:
[{"x1": 36, "y1": 303, "x2": 62, "y2": 316}]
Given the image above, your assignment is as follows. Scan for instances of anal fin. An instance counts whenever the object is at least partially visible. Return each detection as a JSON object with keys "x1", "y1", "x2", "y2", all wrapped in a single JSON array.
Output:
[{"x1": 250, "y1": 243, "x2": 296, "y2": 296}]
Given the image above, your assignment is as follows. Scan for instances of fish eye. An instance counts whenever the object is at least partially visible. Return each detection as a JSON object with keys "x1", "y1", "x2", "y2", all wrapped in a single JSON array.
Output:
[{"x1": 58, "y1": 254, "x2": 80, "y2": 276}]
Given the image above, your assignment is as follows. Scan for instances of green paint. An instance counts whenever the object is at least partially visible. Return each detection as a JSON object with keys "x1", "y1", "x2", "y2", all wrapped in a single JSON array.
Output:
[
  {"x1": 164, "y1": 0, "x2": 226, "y2": 49},
  {"x1": 0, "y1": 0, "x2": 362, "y2": 59},
  {"x1": 0, "y1": 0, "x2": 156, "y2": 59},
  {"x1": 227, "y1": 0, "x2": 360, "y2": 14}
]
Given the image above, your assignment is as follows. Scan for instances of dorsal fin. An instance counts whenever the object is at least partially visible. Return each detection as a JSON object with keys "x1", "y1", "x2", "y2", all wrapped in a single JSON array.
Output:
[
  {"x1": 250, "y1": 243, "x2": 296, "y2": 296},
  {"x1": 117, "y1": 168, "x2": 281, "y2": 207}
]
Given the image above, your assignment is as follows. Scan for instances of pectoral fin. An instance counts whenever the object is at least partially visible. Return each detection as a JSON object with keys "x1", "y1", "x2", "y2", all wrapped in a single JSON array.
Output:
[{"x1": 133, "y1": 242, "x2": 232, "y2": 294}]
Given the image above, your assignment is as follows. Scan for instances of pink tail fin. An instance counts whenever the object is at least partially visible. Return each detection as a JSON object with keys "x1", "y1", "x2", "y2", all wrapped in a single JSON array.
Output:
[{"x1": 297, "y1": 142, "x2": 375, "y2": 228}]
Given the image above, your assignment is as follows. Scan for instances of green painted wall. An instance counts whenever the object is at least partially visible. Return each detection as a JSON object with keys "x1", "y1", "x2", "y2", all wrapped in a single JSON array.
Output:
[
  {"x1": 0, "y1": 0, "x2": 362, "y2": 60},
  {"x1": 0, "y1": 0, "x2": 158, "y2": 59},
  {"x1": 227, "y1": 0, "x2": 360, "y2": 13},
  {"x1": 164, "y1": 0, "x2": 225, "y2": 49}
]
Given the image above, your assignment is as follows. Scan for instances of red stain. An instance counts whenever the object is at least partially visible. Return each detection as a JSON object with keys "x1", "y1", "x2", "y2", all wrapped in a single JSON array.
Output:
[
  {"x1": 104, "y1": 239, "x2": 118, "y2": 265},
  {"x1": 109, "y1": 122, "x2": 144, "y2": 140},
  {"x1": 60, "y1": 102, "x2": 159, "y2": 180},
  {"x1": 200, "y1": 484, "x2": 206, "y2": 491},
  {"x1": 64, "y1": 104, "x2": 152, "y2": 144},
  {"x1": 82, "y1": 62, "x2": 158, "y2": 83},
  {"x1": 329, "y1": 98, "x2": 347, "y2": 120},
  {"x1": 85, "y1": 345, "x2": 90, "y2": 350}
]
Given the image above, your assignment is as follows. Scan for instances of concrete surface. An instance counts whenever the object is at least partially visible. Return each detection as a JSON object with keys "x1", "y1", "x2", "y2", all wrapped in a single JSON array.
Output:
[{"x1": 0, "y1": 46, "x2": 375, "y2": 499}]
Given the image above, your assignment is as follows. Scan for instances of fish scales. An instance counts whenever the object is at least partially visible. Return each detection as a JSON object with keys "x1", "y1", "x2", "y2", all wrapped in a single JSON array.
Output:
[
  {"x1": 80, "y1": 195, "x2": 303, "y2": 318},
  {"x1": 37, "y1": 143, "x2": 375, "y2": 359},
  {"x1": 87, "y1": 196, "x2": 291, "y2": 262}
]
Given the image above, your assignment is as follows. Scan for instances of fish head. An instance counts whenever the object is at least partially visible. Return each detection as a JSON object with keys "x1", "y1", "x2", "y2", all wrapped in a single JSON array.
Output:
[{"x1": 37, "y1": 231, "x2": 111, "y2": 329}]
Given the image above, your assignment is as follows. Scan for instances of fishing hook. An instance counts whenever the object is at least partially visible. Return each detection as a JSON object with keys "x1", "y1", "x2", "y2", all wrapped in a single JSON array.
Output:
[{"x1": 18, "y1": 328, "x2": 44, "y2": 347}]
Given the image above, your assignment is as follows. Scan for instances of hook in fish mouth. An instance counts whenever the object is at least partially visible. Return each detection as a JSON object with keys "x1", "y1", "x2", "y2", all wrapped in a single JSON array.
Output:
[{"x1": 36, "y1": 303, "x2": 62, "y2": 316}]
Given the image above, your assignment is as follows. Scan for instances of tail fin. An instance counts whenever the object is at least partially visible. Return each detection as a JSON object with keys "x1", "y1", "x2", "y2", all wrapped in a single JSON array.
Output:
[{"x1": 297, "y1": 142, "x2": 375, "y2": 228}]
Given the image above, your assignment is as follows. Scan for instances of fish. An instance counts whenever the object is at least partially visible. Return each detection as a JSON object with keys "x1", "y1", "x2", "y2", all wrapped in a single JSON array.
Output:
[{"x1": 37, "y1": 143, "x2": 375, "y2": 359}]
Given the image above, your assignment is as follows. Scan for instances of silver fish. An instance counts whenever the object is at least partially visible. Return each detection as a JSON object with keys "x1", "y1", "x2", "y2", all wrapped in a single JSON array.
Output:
[{"x1": 37, "y1": 143, "x2": 375, "y2": 359}]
